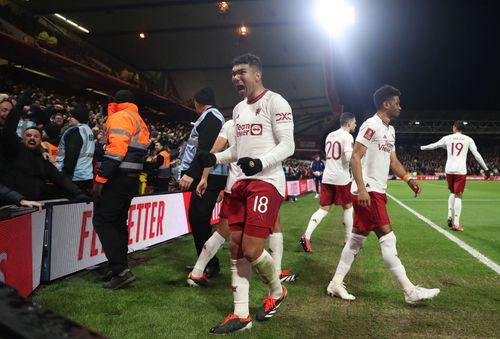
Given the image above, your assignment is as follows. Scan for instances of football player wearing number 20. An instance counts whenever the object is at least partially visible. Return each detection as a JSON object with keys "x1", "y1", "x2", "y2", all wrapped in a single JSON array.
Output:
[
  {"x1": 420, "y1": 121, "x2": 489, "y2": 231},
  {"x1": 300, "y1": 112, "x2": 357, "y2": 252}
]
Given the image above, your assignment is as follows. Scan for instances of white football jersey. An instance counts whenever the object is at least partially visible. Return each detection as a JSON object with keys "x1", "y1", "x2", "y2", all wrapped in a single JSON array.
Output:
[
  {"x1": 351, "y1": 114, "x2": 395, "y2": 194},
  {"x1": 322, "y1": 128, "x2": 354, "y2": 185},
  {"x1": 230, "y1": 89, "x2": 294, "y2": 196},
  {"x1": 218, "y1": 120, "x2": 240, "y2": 193},
  {"x1": 421, "y1": 133, "x2": 487, "y2": 175}
]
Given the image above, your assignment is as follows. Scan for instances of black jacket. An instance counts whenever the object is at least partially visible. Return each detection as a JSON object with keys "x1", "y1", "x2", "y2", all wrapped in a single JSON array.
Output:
[
  {"x1": 0, "y1": 101, "x2": 83, "y2": 201},
  {"x1": 0, "y1": 183, "x2": 24, "y2": 206}
]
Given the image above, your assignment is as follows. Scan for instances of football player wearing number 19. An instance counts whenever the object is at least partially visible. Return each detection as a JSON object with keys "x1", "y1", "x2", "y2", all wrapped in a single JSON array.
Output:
[
  {"x1": 420, "y1": 121, "x2": 489, "y2": 231},
  {"x1": 300, "y1": 112, "x2": 357, "y2": 252},
  {"x1": 197, "y1": 53, "x2": 294, "y2": 335}
]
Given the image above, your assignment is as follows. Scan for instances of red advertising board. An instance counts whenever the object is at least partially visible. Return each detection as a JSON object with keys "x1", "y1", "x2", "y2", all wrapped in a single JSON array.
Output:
[{"x1": 0, "y1": 210, "x2": 45, "y2": 297}]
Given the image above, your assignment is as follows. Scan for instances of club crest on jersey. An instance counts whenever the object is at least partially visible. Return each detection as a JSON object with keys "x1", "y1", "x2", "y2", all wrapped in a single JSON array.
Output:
[
  {"x1": 276, "y1": 112, "x2": 292, "y2": 122},
  {"x1": 255, "y1": 108, "x2": 261, "y2": 116},
  {"x1": 250, "y1": 124, "x2": 263, "y2": 135},
  {"x1": 363, "y1": 128, "x2": 375, "y2": 140}
]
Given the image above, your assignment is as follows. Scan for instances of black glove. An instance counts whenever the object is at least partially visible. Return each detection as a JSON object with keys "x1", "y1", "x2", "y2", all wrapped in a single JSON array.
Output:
[
  {"x1": 237, "y1": 157, "x2": 263, "y2": 176},
  {"x1": 196, "y1": 150, "x2": 217, "y2": 168}
]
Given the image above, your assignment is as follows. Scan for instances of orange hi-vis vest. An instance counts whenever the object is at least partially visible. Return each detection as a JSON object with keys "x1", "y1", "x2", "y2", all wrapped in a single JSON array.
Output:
[
  {"x1": 157, "y1": 150, "x2": 171, "y2": 178},
  {"x1": 42, "y1": 141, "x2": 58, "y2": 164},
  {"x1": 95, "y1": 102, "x2": 150, "y2": 184}
]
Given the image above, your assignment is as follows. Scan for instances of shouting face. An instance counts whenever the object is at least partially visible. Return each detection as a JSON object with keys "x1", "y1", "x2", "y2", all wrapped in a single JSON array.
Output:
[
  {"x1": 231, "y1": 63, "x2": 261, "y2": 98},
  {"x1": 23, "y1": 128, "x2": 42, "y2": 150}
]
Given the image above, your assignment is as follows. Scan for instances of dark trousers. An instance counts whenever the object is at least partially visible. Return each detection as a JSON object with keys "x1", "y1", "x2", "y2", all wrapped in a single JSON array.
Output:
[
  {"x1": 74, "y1": 180, "x2": 93, "y2": 195},
  {"x1": 314, "y1": 177, "x2": 321, "y2": 193},
  {"x1": 188, "y1": 189, "x2": 221, "y2": 269},
  {"x1": 93, "y1": 174, "x2": 138, "y2": 275},
  {"x1": 155, "y1": 177, "x2": 170, "y2": 193}
]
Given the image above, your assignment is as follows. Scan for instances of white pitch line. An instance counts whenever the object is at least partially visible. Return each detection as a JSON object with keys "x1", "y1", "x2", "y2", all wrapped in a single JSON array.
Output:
[
  {"x1": 396, "y1": 198, "x2": 500, "y2": 202},
  {"x1": 387, "y1": 193, "x2": 500, "y2": 275}
]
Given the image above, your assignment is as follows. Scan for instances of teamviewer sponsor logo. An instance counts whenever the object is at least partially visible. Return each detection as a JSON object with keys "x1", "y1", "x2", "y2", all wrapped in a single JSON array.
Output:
[{"x1": 250, "y1": 124, "x2": 263, "y2": 135}]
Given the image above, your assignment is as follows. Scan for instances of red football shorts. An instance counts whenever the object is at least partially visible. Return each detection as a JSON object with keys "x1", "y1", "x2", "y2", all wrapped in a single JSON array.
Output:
[
  {"x1": 219, "y1": 192, "x2": 231, "y2": 219},
  {"x1": 446, "y1": 174, "x2": 466, "y2": 194},
  {"x1": 352, "y1": 191, "x2": 391, "y2": 232},
  {"x1": 320, "y1": 182, "x2": 353, "y2": 206},
  {"x1": 228, "y1": 179, "x2": 282, "y2": 239}
]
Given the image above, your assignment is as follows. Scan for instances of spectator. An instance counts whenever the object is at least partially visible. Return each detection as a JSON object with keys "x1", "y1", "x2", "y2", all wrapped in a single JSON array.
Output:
[
  {"x1": 144, "y1": 140, "x2": 171, "y2": 193},
  {"x1": 0, "y1": 183, "x2": 43, "y2": 210},
  {"x1": 0, "y1": 97, "x2": 87, "y2": 202}
]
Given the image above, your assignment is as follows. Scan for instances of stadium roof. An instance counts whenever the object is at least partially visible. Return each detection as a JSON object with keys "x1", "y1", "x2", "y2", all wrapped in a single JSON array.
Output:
[
  {"x1": 8, "y1": 0, "x2": 500, "y2": 134},
  {"x1": 12, "y1": 0, "x2": 336, "y2": 134}
]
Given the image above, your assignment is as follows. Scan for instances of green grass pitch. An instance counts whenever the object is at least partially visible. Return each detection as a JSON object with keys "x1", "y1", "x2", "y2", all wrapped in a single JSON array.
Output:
[{"x1": 32, "y1": 180, "x2": 500, "y2": 338}]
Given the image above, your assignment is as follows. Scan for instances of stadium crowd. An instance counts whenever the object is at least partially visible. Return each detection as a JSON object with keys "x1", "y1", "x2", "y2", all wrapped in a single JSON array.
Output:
[
  {"x1": 0, "y1": 76, "x2": 497, "y2": 207},
  {"x1": 283, "y1": 158, "x2": 312, "y2": 180},
  {"x1": 0, "y1": 78, "x2": 194, "y2": 206}
]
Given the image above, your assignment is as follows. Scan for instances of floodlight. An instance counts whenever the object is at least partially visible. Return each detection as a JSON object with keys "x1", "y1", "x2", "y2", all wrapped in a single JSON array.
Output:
[{"x1": 316, "y1": 0, "x2": 355, "y2": 36}]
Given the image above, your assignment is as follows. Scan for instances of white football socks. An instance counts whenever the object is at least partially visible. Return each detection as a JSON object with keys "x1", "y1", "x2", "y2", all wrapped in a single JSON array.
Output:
[
  {"x1": 251, "y1": 250, "x2": 282, "y2": 298},
  {"x1": 343, "y1": 207, "x2": 354, "y2": 242},
  {"x1": 231, "y1": 258, "x2": 252, "y2": 318},
  {"x1": 379, "y1": 232, "x2": 414, "y2": 293},
  {"x1": 448, "y1": 193, "x2": 455, "y2": 219},
  {"x1": 268, "y1": 232, "x2": 283, "y2": 275},
  {"x1": 304, "y1": 208, "x2": 329, "y2": 239},
  {"x1": 332, "y1": 233, "x2": 366, "y2": 284},
  {"x1": 454, "y1": 198, "x2": 462, "y2": 226},
  {"x1": 192, "y1": 231, "x2": 225, "y2": 277}
]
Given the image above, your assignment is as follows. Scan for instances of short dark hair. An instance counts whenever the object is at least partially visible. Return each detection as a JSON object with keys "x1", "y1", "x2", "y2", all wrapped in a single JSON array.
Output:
[
  {"x1": 373, "y1": 85, "x2": 401, "y2": 109},
  {"x1": 232, "y1": 53, "x2": 262, "y2": 72},
  {"x1": 453, "y1": 120, "x2": 465, "y2": 132},
  {"x1": 24, "y1": 126, "x2": 42, "y2": 135},
  {"x1": 340, "y1": 112, "x2": 355, "y2": 126},
  {"x1": 114, "y1": 89, "x2": 135, "y2": 104}
]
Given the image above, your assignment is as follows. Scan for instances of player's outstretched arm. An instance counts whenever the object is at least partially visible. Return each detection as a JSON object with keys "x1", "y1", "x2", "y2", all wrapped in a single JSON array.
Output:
[
  {"x1": 420, "y1": 137, "x2": 445, "y2": 151},
  {"x1": 351, "y1": 142, "x2": 370, "y2": 208},
  {"x1": 390, "y1": 152, "x2": 421, "y2": 197}
]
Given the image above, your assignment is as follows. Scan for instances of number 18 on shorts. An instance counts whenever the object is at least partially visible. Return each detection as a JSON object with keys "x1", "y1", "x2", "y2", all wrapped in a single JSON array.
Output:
[{"x1": 228, "y1": 180, "x2": 283, "y2": 238}]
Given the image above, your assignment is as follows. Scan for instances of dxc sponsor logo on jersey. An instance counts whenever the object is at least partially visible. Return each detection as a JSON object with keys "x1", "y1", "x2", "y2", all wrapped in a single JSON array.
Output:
[{"x1": 276, "y1": 112, "x2": 292, "y2": 122}]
